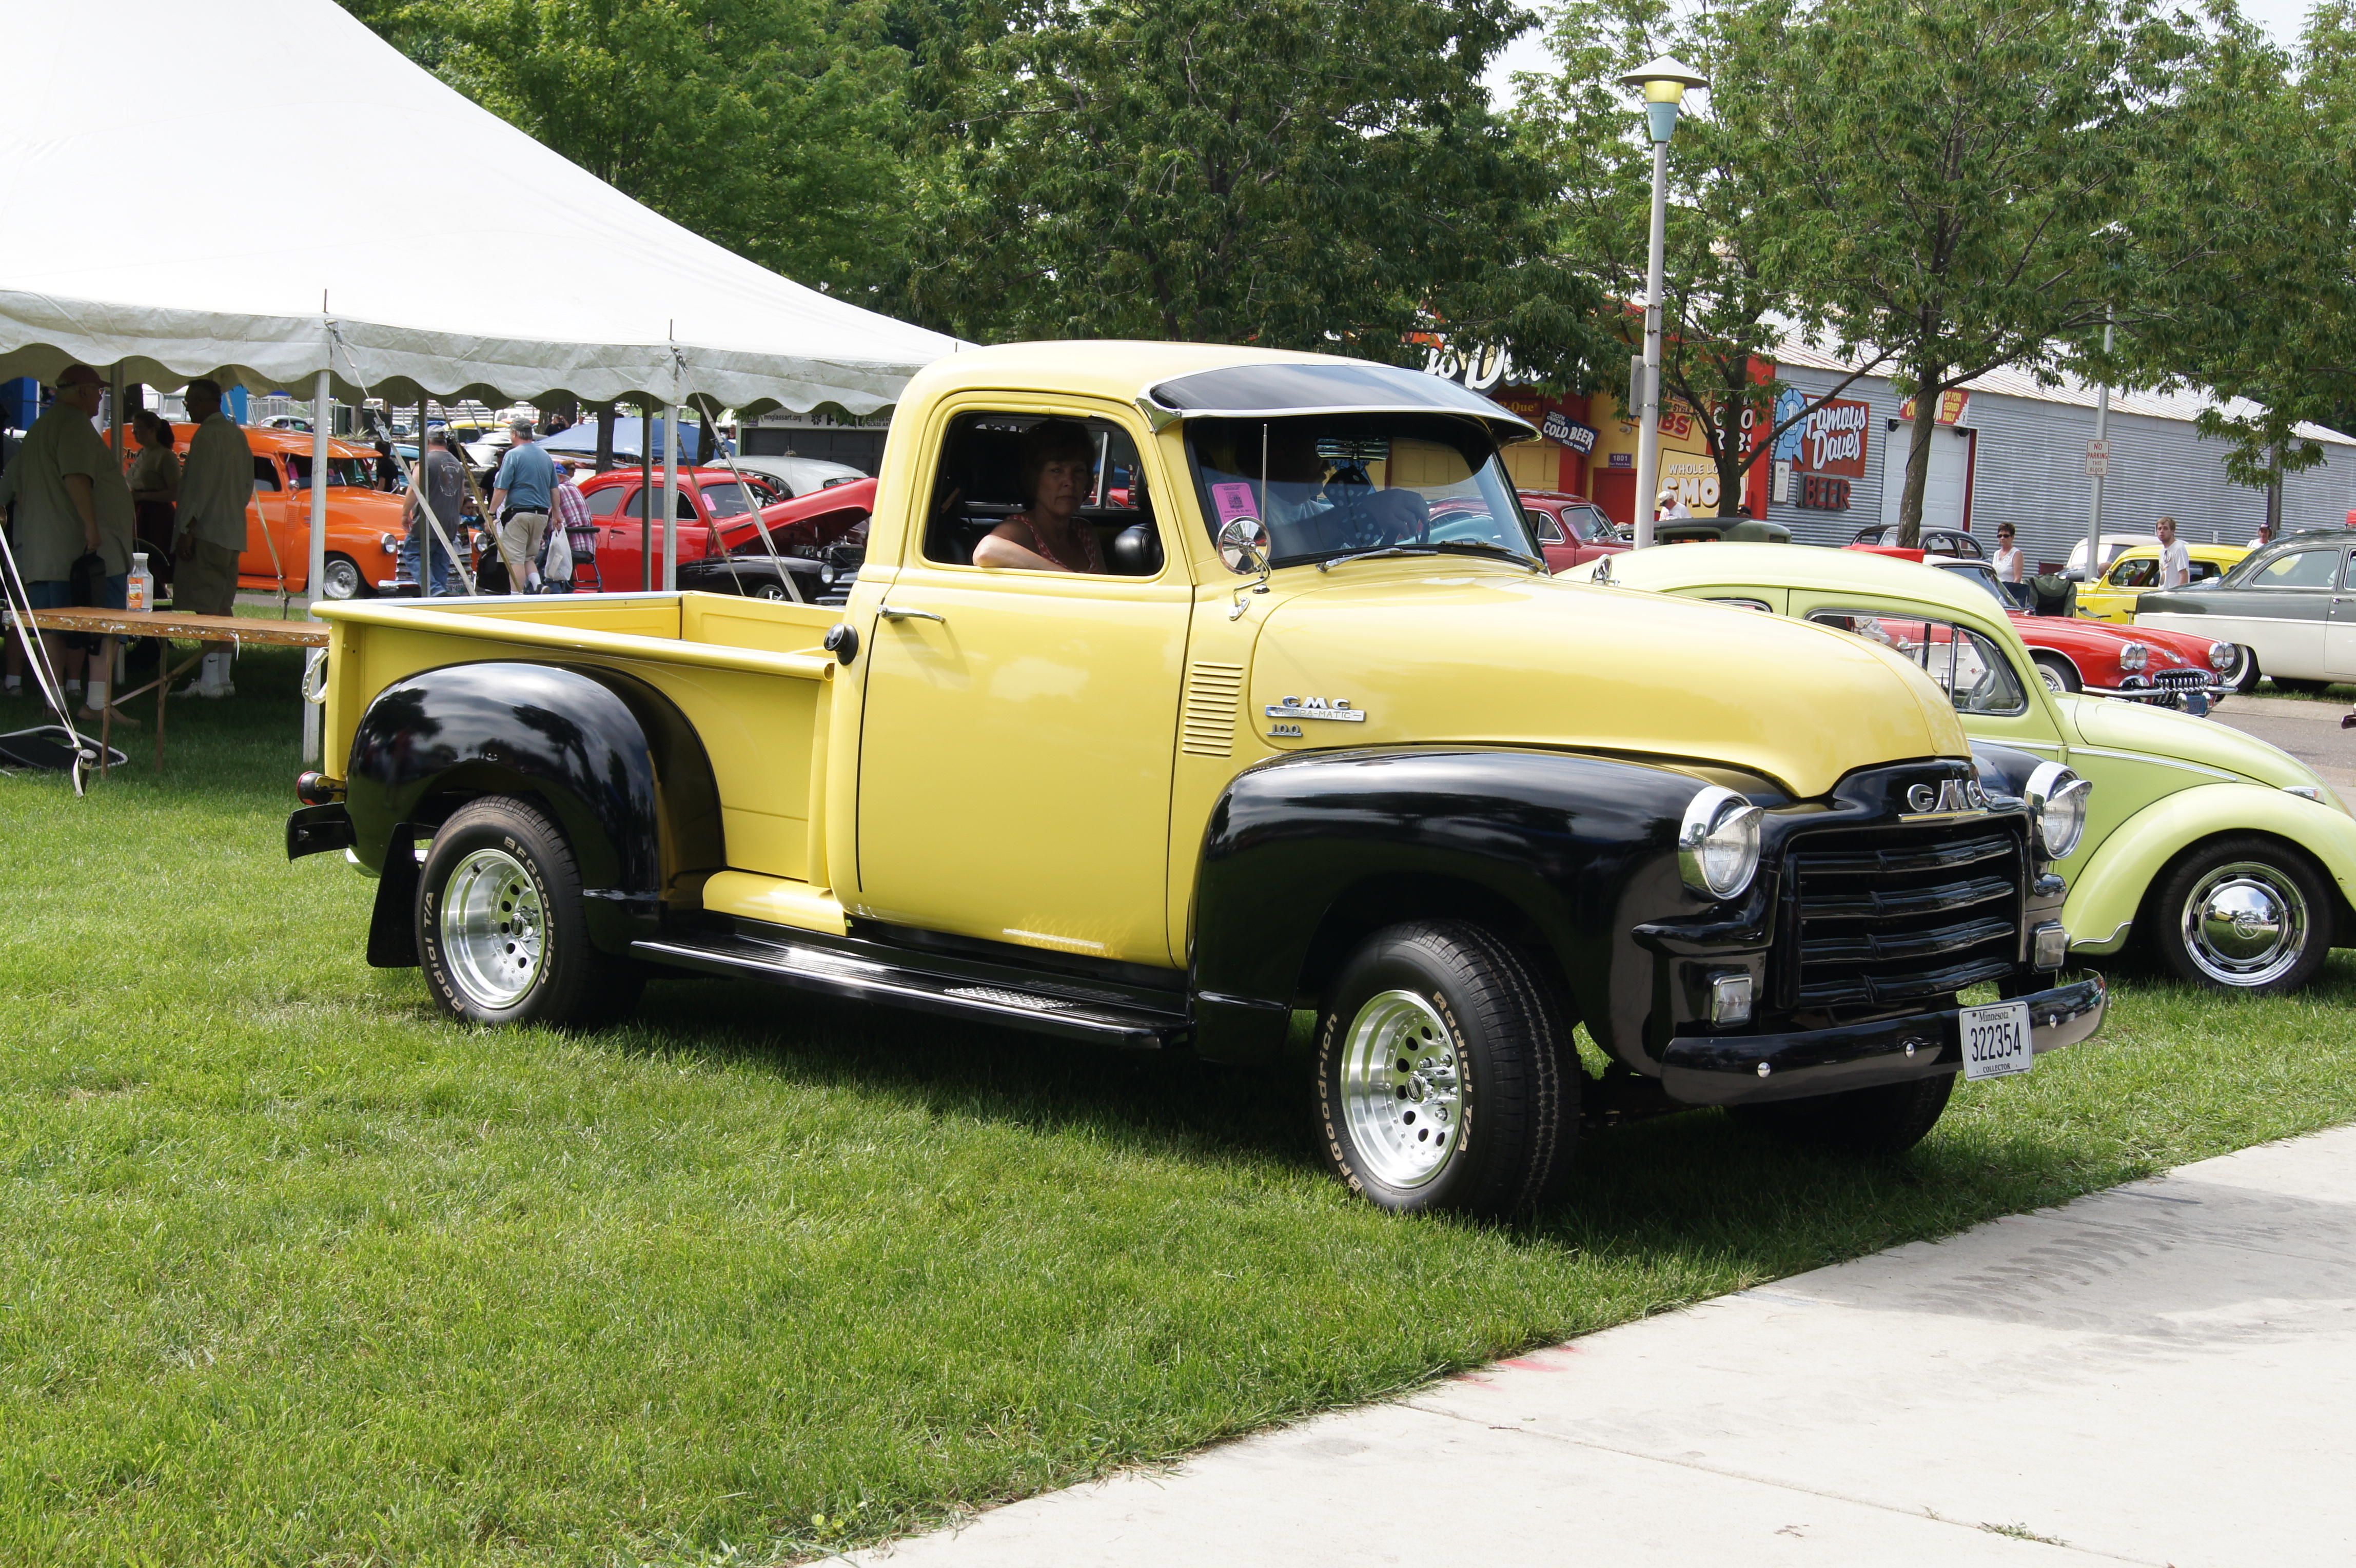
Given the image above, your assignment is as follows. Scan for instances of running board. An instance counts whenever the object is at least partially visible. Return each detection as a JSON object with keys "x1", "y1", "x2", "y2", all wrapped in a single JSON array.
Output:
[{"x1": 631, "y1": 931, "x2": 1190, "y2": 1049}]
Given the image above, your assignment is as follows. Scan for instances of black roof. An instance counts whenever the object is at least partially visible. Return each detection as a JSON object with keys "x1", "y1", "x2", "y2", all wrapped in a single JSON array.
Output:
[{"x1": 1141, "y1": 359, "x2": 1536, "y2": 442}]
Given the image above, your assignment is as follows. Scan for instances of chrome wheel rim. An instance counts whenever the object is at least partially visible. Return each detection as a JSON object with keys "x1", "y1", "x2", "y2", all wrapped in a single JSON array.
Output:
[
  {"x1": 2035, "y1": 660, "x2": 2070, "y2": 694},
  {"x1": 1339, "y1": 990, "x2": 1465, "y2": 1189},
  {"x1": 438, "y1": 848, "x2": 546, "y2": 1008},
  {"x1": 321, "y1": 558, "x2": 360, "y2": 599},
  {"x1": 2181, "y1": 861, "x2": 2308, "y2": 987}
]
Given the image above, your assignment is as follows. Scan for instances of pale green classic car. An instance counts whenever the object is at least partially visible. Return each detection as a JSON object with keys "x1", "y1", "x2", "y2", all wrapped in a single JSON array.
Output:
[{"x1": 1592, "y1": 543, "x2": 2356, "y2": 993}]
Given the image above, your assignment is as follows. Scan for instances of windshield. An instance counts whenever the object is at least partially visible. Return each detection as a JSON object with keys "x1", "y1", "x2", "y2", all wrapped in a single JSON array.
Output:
[
  {"x1": 287, "y1": 455, "x2": 375, "y2": 489},
  {"x1": 1185, "y1": 414, "x2": 1540, "y2": 568},
  {"x1": 700, "y1": 477, "x2": 781, "y2": 517},
  {"x1": 1938, "y1": 562, "x2": 2012, "y2": 605}
]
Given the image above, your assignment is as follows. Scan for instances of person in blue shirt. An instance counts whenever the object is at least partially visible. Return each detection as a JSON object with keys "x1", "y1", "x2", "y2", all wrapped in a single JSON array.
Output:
[{"x1": 488, "y1": 416, "x2": 556, "y2": 591}]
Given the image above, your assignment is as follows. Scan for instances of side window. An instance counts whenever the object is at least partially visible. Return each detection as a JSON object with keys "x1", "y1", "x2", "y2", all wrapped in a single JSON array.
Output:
[
  {"x1": 1533, "y1": 512, "x2": 1566, "y2": 544},
  {"x1": 1809, "y1": 609, "x2": 2029, "y2": 716},
  {"x1": 252, "y1": 457, "x2": 280, "y2": 493},
  {"x1": 622, "y1": 485, "x2": 699, "y2": 520},
  {"x1": 922, "y1": 410, "x2": 1150, "y2": 573},
  {"x1": 2254, "y1": 548, "x2": 2340, "y2": 589},
  {"x1": 2188, "y1": 560, "x2": 2223, "y2": 584},
  {"x1": 2111, "y1": 558, "x2": 2158, "y2": 589},
  {"x1": 584, "y1": 486, "x2": 624, "y2": 518},
  {"x1": 1575, "y1": 505, "x2": 1616, "y2": 542}
]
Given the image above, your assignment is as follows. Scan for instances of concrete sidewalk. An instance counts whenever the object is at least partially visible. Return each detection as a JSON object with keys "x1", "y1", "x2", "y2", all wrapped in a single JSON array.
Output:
[{"x1": 854, "y1": 1127, "x2": 2356, "y2": 1566}]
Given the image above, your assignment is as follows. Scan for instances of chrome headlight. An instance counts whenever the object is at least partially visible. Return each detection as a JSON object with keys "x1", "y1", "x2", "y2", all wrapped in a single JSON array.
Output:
[
  {"x1": 1679, "y1": 786, "x2": 1765, "y2": 899},
  {"x1": 380, "y1": 533, "x2": 400, "y2": 554},
  {"x1": 2117, "y1": 641, "x2": 2149, "y2": 672},
  {"x1": 2024, "y1": 762, "x2": 2091, "y2": 860},
  {"x1": 2209, "y1": 641, "x2": 2235, "y2": 672}
]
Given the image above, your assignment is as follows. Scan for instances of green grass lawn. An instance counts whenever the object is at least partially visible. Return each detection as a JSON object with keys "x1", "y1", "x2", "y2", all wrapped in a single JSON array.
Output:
[{"x1": 6, "y1": 642, "x2": 2356, "y2": 1566}]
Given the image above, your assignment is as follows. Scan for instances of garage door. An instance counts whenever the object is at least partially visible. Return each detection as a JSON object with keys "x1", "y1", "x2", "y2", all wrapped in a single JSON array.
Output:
[{"x1": 1881, "y1": 423, "x2": 1973, "y2": 534}]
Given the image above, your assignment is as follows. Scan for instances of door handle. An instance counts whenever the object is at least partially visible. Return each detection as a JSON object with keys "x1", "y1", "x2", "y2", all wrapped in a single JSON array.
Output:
[{"x1": 878, "y1": 604, "x2": 945, "y2": 623}]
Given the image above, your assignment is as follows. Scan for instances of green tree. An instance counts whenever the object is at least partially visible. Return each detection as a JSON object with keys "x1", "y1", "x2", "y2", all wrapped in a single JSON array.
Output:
[
  {"x1": 1516, "y1": 0, "x2": 1893, "y2": 515},
  {"x1": 342, "y1": 1, "x2": 915, "y2": 298},
  {"x1": 2107, "y1": 5, "x2": 2356, "y2": 488},
  {"x1": 903, "y1": 0, "x2": 1614, "y2": 381},
  {"x1": 1736, "y1": 0, "x2": 2188, "y2": 543}
]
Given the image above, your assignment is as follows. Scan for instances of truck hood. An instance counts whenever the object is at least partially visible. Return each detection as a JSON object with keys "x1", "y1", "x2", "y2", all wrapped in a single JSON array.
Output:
[
  {"x1": 2064, "y1": 693, "x2": 2326, "y2": 792},
  {"x1": 1249, "y1": 570, "x2": 1965, "y2": 798}
]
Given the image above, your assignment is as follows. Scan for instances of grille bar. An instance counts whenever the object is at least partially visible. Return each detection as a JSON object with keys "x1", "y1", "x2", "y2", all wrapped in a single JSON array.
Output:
[
  {"x1": 1801, "y1": 874, "x2": 2015, "y2": 922},
  {"x1": 1803, "y1": 916, "x2": 2016, "y2": 967},
  {"x1": 1800, "y1": 832, "x2": 2013, "y2": 878}
]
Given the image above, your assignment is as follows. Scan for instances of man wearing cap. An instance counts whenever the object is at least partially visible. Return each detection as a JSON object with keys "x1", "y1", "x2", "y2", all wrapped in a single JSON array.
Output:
[
  {"x1": 172, "y1": 378, "x2": 253, "y2": 697},
  {"x1": 488, "y1": 417, "x2": 555, "y2": 592},
  {"x1": 0, "y1": 365, "x2": 137, "y2": 723}
]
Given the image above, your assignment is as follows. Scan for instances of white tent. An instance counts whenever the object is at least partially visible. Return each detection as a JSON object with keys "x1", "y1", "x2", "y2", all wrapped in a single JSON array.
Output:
[{"x1": 0, "y1": 0, "x2": 960, "y2": 416}]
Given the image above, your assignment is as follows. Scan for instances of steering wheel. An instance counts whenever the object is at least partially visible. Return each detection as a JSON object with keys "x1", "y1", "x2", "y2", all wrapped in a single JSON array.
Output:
[{"x1": 1325, "y1": 462, "x2": 1428, "y2": 548}]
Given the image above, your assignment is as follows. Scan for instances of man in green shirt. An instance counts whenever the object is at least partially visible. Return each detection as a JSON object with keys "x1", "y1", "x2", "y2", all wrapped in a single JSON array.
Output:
[
  {"x1": 172, "y1": 379, "x2": 252, "y2": 697},
  {"x1": 0, "y1": 365, "x2": 135, "y2": 722}
]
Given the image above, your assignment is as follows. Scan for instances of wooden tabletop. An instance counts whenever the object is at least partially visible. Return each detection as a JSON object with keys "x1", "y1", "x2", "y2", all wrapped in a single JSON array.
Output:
[{"x1": 23, "y1": 607, "x2": 327, "y2": 647}]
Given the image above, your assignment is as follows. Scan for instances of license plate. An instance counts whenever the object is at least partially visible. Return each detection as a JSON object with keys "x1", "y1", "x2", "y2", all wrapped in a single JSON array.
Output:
[{"x1": 1960, "y1": 1001, "x2": 2034, "y2": 1081}]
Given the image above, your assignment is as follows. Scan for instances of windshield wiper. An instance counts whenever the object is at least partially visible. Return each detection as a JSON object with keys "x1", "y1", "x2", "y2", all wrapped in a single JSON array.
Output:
[
  {"x1": 1316, "y1": 545, "x2": 1437, "y2": 573},
  {"x1": 1427, "y1": 540, "x2": 1545, "y2": 570}
]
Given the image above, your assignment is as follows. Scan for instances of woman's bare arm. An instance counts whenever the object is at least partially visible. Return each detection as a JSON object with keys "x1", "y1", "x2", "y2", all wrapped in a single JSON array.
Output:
[{"x1": 973, "y1": 522, "x2": 1069, "y2": 571}]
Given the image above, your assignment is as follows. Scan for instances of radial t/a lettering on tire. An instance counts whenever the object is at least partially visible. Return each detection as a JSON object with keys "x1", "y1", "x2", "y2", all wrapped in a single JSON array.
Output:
[
  {"x1": 416, "y1": 795, "x2": 643, "y2": 1028},
  {"x1": 1313, "y1": 920, "x2": 1575, "y2": 1216}
]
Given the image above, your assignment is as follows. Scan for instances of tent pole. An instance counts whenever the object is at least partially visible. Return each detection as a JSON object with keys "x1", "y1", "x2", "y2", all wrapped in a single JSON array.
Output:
[
  {"x1": 662, "y1": 404, "x2": 681, "y2": 593},
  {"x1": 640, "y1": 403, "x2": 654, "y2": 592},
  {"x1": 305, "y1": 367, "x2": 331, "y2": 764},
  {"x1": 596, "y1": 407, "x2": 615, "y2": 476}
]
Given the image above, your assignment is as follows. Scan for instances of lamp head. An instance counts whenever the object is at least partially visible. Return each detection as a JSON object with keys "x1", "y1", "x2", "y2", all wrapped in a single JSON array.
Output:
[{"x1": 1620, "y1": 54, "x2": 1709, "y2": 142}]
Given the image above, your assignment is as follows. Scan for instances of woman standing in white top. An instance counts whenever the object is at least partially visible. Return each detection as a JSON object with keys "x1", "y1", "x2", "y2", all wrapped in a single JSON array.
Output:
[{"x1": 1991, "y1": 523, "x2": 2027, "y2": 605}]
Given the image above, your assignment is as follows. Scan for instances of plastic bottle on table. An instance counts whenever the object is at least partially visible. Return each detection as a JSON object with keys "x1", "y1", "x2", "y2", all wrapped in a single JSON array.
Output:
[{"x1": 127, "y1": 552, "x2": 153, "y2": 613}]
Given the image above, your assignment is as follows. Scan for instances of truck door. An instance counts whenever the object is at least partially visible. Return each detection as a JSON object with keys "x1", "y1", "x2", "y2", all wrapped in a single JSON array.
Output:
[{"x1": 854, "y1": 409, "x2": 1190, "y2": 967}]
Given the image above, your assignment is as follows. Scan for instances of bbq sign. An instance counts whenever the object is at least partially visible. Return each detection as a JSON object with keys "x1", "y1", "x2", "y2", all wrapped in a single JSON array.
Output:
[{"x1": 1797, "y1": 398, "x2": 1872, "y2": 479}]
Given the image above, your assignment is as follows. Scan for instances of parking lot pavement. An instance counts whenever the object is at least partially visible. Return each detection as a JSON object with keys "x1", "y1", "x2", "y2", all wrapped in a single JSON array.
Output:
[
  {"x1": 2213, "y1": 692, "x2": 2356, "y2": 794},
  {"x1": 853, "y1": 1126, "x2": 2356, "y2": 1568}
]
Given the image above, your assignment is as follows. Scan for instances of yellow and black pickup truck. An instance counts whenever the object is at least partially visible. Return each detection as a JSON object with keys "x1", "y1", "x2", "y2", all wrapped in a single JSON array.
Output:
[{"x1": 286, "y1": 342, "x2": 2105, "y2": 1213}]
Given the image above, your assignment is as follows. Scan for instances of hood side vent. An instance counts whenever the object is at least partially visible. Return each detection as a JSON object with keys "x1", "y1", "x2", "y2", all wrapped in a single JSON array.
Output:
[{"x1": 1182, "y1": 661, "x2": 1246, "y2": 757}]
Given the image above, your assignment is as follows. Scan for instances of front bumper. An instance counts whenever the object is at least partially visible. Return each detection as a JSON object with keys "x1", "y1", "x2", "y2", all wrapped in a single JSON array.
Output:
[{"x1": 1657, "y1": 972, "x2": 2106, "y2": 1107}]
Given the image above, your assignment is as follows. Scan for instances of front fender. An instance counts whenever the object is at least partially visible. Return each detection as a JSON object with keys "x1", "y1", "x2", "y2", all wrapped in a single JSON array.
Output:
[
  {"x1": 2063, "y1": 783, "x2": 2356, "y2": 952},
  {"x1": 344, "y1": 661, "x2": 724, "y2": 956},
  {"x1": 1188, "y1": 747, "x2": 1731, "y2": 1067}
]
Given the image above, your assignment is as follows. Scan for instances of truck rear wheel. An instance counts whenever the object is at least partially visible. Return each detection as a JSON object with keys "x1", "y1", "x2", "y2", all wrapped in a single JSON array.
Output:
[
  {"x1": 1314, "y1": 920, "x2": 1573, "y2": 1216},
  {"x1": 1731, "y1": 1074, "x2": 1953, "y2": 1157},
  {"x1": 417, "y1": 795, "x2": 643, "y2": 1028}
]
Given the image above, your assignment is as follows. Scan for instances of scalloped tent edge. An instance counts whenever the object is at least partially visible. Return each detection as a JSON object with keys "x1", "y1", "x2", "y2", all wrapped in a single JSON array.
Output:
[{"x1": 0, "y1": 0, "x2": 963, "y2": 417}]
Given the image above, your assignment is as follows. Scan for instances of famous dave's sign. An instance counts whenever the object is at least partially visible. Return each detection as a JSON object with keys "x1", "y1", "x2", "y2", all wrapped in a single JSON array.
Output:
[{"x1": 1797, "y1": 398, "x2": 1871, "y2": 478}]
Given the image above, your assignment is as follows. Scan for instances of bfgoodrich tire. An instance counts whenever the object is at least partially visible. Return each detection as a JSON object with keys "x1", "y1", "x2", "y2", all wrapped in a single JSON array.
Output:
[
  {"x1": 2147, "y1": 835, "x2": 2331, "y2": 994},
  {"x1": 417, "y1": 795, "x2": 644, "y2": 1027},
  {"x1": 1314, "y1": 920, "x2": 1574, "y2": 1217},
  {"x1": 1731, "y1": 1073, "x2": 1953, "y2": 1157}
]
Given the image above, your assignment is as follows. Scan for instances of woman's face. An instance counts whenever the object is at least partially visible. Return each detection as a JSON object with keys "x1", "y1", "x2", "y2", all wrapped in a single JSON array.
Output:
[
  {"x1": 1033, "y1": 455, "x2": 1091, "y2": 518},
  {"x1": 136, "y1": 420, "x2": 170, "y2": 449}
]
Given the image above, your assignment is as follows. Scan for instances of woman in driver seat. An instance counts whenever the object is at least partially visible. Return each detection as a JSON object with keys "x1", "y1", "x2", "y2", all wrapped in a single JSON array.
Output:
[{"x1": 974, "y1": 419, "x2": 1105, "y2": 573}]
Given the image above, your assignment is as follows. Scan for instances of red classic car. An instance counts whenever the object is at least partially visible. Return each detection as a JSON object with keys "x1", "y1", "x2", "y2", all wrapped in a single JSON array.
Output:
[
  {"x1": 1430, "y1": 489, "x2": 1626, "y2": 573},
  {"x1": 573, "y1": 468, "x2": 873, "y2": 599},
  {"x1": 1922, "y1": 555, "x2": 2236, "y2": 705}
]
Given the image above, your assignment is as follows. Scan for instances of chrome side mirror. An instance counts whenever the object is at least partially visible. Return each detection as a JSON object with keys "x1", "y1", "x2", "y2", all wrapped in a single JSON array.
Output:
[{"x1": 1219, "y1": 516, "x2": 1273, "y2": 619}]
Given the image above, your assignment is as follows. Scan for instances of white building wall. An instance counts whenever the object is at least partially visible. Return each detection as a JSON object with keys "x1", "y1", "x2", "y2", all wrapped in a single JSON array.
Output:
[{"x1": 1768, "y1": 364, "x2": 2356, "y2": 571}]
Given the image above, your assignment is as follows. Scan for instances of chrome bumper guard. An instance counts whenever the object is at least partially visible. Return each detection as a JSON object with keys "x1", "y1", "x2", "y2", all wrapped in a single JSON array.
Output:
[{"x1": 1658, "y1": 971, "x2": 2107, "y2": 1107}]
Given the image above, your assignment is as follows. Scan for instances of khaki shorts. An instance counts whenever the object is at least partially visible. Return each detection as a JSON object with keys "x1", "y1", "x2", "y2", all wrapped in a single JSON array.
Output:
[{"x1": 176, "y1": 538, "x2": 240, "y2": 616}]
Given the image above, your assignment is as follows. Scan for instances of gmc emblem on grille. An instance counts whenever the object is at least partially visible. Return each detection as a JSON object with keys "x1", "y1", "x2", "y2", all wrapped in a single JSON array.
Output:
[{"x1": 1908, "y1": 779, "x2": 1984, "y2": 814}]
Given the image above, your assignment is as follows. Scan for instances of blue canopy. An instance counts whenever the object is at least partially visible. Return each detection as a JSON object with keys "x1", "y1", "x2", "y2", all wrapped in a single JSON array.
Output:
[{"x1": 535, "y1": 415, "x2": 732, "y2": 464}]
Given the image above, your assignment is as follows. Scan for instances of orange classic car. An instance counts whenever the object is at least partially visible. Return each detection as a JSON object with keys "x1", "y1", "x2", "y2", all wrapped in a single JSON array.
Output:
[{"x1": 149, "y1": 423, "x2": 410, "y2": 598}]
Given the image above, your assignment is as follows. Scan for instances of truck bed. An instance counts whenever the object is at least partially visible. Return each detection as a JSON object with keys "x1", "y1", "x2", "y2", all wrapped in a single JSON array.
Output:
[{"x1": 317, "y1": 592, "x2": 843, "y2": 894}]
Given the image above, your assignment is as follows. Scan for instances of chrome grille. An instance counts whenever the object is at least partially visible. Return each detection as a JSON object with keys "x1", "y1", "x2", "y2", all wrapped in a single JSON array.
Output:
[
  {"x1": 2152, "y1": 670, "x2": 2208, "y2": 691},
  {"x1": 1786, "y1": 820, "x2": 2024, "y2": 1011}
]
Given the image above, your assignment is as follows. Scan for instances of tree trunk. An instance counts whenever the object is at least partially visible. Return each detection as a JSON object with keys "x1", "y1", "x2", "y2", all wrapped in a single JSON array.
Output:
[{"x1": 1895, "y1": 359, "x2": 1945, "y2": 548}]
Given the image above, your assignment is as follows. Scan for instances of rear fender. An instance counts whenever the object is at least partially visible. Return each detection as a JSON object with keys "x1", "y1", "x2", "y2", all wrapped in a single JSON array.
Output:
[
  {"x1": 344, "y1": 661, "x2": 723, "y2": 957},
  {"x1": 2063, "y1": 783, "x2": 2356, "y2": 951}
]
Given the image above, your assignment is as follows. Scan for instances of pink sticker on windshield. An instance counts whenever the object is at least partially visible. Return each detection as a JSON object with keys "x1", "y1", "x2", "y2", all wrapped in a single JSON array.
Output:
[{"x1": 1210, "y1": 482, "x2": 1261, "y2": 525}]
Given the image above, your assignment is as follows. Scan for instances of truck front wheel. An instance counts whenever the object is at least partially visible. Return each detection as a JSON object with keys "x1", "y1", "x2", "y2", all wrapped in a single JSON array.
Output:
[
  {"x1": 417, "y1": 795, "x2": 643, "y2": 1028},
  {"x1": 1314, "y1": 921, "x2": 1573, "y2": 1216}
]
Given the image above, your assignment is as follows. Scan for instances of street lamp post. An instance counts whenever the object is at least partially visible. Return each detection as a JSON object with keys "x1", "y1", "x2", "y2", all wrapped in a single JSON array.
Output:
[{"x1": 1621, "y1": 55, "x2": 1708, "y2": 550}]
